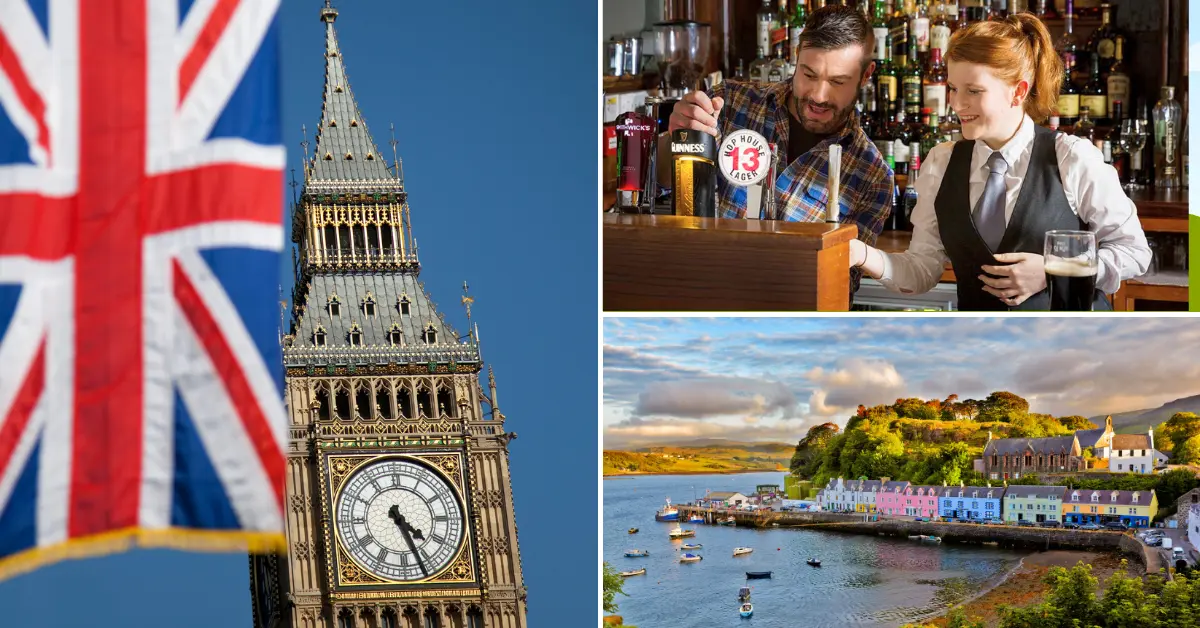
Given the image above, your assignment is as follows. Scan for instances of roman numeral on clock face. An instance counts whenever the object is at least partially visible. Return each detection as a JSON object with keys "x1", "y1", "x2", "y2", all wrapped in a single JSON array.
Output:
[{"x1": 358, "y1": 535, "x2": 374, "y2": 549}]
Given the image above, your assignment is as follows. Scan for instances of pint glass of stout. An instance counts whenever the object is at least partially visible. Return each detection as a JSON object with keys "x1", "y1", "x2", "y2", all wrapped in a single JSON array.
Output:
[{"x1": 1044, "y1": 230, "x2": 1098, "y2": 311}]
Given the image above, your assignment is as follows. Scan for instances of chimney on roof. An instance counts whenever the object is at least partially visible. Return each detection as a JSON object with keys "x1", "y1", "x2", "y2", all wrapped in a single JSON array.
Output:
[
  {"x1": 881, "y1": 477, "x2": 891, "y2": 484},
  {"x1": 1148, "y1": 427, "x2": 1155, "y2": 451}
]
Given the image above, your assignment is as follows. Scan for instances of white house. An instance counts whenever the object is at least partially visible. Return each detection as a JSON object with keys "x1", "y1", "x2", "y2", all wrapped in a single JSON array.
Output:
[
  {"x1": 1189, "y1": 504, "x2": 1200, "y2": 558},
  {"x1": 820, "y1": 478, "x2": 855, "y2": 512},
  {"x1": 701, "y1": 491, "x2": 748, "y2": 508},
  {"x1": 1103, "y1": 431, "x2": 1169, "y2": 474}
]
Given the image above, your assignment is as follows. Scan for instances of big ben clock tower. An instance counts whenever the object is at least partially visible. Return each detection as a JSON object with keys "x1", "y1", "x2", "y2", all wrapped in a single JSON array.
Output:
[{"x1": 250, "y1": 4, "x2": 527, "y2": 627}]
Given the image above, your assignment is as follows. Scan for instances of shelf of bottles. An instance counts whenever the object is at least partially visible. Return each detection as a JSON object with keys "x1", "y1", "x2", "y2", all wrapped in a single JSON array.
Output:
[{"x1": 738, "y1": 0, "x2": 1187, "y2": 237}]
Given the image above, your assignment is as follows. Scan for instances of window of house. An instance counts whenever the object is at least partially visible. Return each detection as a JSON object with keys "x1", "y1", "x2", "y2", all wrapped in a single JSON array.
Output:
[
  {"x1": 328, "y1": 295, "x2": 341, "y2": 317},
  {"x1": 423, "y1": 324, "x2": 437, "y2": 344},
  {"x1": 349, "y1": 324, "x2": 362, "y2": 346},
  {"x1": 363, "y1": 292, "x2": 376, "y2": 316},
  {"x1": 314, "y1": 326, "x2": 327, "y2": 346},
  {"x1": 399, "y1": 295, "x2": 411, "y2": 315},
  {"x1": 389, "y1": 325, "x2": 403, "y2": 346}
]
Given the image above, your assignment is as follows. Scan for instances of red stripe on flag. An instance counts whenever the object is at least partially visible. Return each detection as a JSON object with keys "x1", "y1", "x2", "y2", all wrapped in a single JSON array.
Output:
[
  {"x1": 178, "y1": 0, "x2": 241, "y2": 106},
  {"x1": 0, "y1": 340, "x2": 45, "y2": 484},
  {"x1": 0, "y1": 195, "x2": 72, "y2": 259},
  {"x1": 172, "y1": 261, "x2": 284, "y2": 512},
  {"x1": 71, "y1": 0, "x2": 145, "y2": 537},
  {"x1": 144, "y1": 165, "x2": 282, "y2": 235},
  {"x1": 0, "y1": 28, "x2": 51, "y2": 162}
]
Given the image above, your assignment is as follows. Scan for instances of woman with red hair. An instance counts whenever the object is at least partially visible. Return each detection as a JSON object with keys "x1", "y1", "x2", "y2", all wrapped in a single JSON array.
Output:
[{"x1": 849, "y1": 14, "x2": 1150, "y2": 311}]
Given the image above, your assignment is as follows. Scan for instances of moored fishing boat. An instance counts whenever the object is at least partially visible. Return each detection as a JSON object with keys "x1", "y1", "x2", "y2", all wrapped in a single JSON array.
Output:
[
  {"x1": 806, "y1": 558, "x2": 821, "y2": 567},
  {"x1": 745, "y1": 571, "x2": 772, "y2": 579},
  {"x1": 739, "y1": 603, "x2": 753, "y2": 618},
  {"x1": 655, "y1": 498, "x2": 679, "y2": 522},
  {"x1": 733, "y1": 547, "x2": 753, "y2": 556},
  {"x1": 680, "y1": 543, "x2": 702, "y2": 550},
  {"x1": 623, "y1": 549, "x2": 650, "y2": 557},
  {"x1": 719, "y1": 516, "x2": 736, "y2": 526},
  {"x1": 628, "y1": 527, "x2": 639, "y2": 534},
  {"x1": 668, "y1": 525, "x2": 695, "y2": 539},
  {"x1": 680, "y1": 553, "x2": 703, "y2": 563},
  {"x1": 737, "y1": 586, "x2": 751, "y2": 601},
  {"x1": 688, "y1": 514, "x2": 705, "y2": 523},
  {"x1": 619, "y1": 567, "x2": 646, "y2": 577}
]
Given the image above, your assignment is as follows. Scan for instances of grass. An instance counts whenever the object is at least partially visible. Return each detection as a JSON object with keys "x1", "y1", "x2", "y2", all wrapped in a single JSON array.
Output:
[{"x1": 603, "y1": 444, "x2": 792, "y2": 476}]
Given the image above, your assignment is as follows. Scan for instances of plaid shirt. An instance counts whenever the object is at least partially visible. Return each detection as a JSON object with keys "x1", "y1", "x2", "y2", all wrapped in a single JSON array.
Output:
[{"x1": 709, "y1": 80, "x2": 894, "y2": 288}]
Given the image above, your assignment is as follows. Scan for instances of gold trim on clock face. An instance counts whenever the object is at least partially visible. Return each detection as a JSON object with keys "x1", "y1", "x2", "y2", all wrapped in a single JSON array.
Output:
[{"x1": 333, "y1": 457, "x2": 466, "y2": 582}]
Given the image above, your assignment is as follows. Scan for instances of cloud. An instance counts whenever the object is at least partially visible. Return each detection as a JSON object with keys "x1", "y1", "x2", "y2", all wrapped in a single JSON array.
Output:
[
  {"x1": 805, "y1": 358, "x2": 907, "y2": 415},
  {"x1": 633, "y1": 377, "x2": 799, "y2": 420}
]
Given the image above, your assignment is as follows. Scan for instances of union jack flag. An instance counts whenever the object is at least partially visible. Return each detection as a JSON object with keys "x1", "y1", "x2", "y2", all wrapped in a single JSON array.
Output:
[{"x1": 0, "y1": 0, "x2": 286, "y2": 578}]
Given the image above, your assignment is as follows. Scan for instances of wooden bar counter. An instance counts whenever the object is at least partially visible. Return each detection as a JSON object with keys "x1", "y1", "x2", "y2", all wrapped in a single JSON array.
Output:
[{"x1": 603, "y1": 214, "x2": 858, "y2": 311}]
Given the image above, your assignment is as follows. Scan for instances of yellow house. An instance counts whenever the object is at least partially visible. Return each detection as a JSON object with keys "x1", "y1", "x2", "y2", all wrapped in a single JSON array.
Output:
[{"x1": 1062, "y1": 489, "x2": 1157, "y2": 527}]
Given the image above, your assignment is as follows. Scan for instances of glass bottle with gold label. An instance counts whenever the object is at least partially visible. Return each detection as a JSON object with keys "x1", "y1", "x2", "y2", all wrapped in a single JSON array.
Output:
[
  {"x1": 877, "y1": 34, "x2": 900, "y2": 113},
  {"x1": 1079, "y1": 53, "x2": 1108, "y2": 126},
  {"x1": 1105, "y1": 38, "x2": 1129, "y2": 118},
  {"x1": 1056, "y1": 57, "x2": 1081, "y2": 127},
  {"x1": 1153, "y1": 85, "x2": 1182, "y2": 189},
  {"x1": 1086, "y1": 2, "x2": 1121, "y2": 75}
]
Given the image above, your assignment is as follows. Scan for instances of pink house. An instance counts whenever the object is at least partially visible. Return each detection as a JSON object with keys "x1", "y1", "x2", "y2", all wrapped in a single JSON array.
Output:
[
  {"x1": 875, "y1": 480, "x2": 911, "y2": 516},
  {"x1": 903, "y1": 486, "x2": 941, "y2": 518}
]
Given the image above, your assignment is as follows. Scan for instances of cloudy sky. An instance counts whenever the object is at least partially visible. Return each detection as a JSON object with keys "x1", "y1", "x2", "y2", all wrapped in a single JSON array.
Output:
[{"x1": 603, "y1": 317, "x2": 1200, "y2": 449}]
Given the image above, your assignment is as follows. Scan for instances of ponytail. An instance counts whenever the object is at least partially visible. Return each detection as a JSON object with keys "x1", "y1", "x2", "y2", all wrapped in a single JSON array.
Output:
[{"x1": 946, "y1": 12, "x2": 1064, "y2": 123}]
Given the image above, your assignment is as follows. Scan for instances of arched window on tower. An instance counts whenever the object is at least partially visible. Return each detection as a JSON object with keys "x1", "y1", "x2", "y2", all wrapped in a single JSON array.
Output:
[
  {"x1": 314, "y1": 326, "x2": 327, "y2": 347},
  {"x1": 363, "y1": 292, "x2": 376, "y2": 317},
  {"x1": 380, "y1": 610, "x2": 397, "y2": 628},
  {"x1": 436, "y1": 385, "x2": 454, "y2": 418},
  {"x1": 398, "y1": 295, "x2": 411, "y2": 316},
  {"x1": 315, "y1": 386, "x2": 331, "y2": 421},
  {"x1": 466, "y1": 607, "x2": 483, "y2": 628},
  {"x1": 397, "y1": 387, "x2": 413, "y2": 419},
  {"x1": 416, "y1": 386, "x2": 433, "y2": 418},
  {"x1": 388, "y1": 324, "x2": 403, "y2": 346},
  {"x1": 423, "y1": 323, "x2": 437, "y2": 344},
  {"x1": 334, "y1": 388, "x2": 351, "y2": 420},
  {"x1": 349, "y1": 323, "x2": 363, "y2": 347},
  {"x1": 375, "y1": 385, "x2": 393, "y2": 420},
  {"x1": 328, "y1": 295, "x2": 341, "y2": 317},
  {"x1": 422, "y1": 608, "x2": 439, "y2": 628},
  {"x1": 337, "y1": 609, "x2": 355, "y2": 628}
]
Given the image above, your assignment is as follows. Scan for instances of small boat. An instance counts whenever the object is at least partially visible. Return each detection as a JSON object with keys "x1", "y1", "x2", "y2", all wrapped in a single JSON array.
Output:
[
  {"x1": 740, "y1": 603, "x2": 754, "y2": 618},
  {"x1": 909, "y1": 534, "x2": 941, "y2": 543},
  {"x1": 624, "y1": 549, "x2": 649, "y2": 557},
  {"x1": 733, "y1": 547, "x2": 753, "y2": 556},
  {"x1": 619, "y1": 567, "x2": 646, "y2": 577},
  {"x1": 680, "y1": 553, "x2": 703, "y2": 563},
  {"x1": 680, "y1": 543, "x2": 702, "y2": 550},
  {"x1": 688, "y1": 514, "x2": 705, "y2": 523},
  {"x1": 806, "y1": 558, "x2": 821, "y2": 567},
  {"x1": 745, "y1": 571, "x2": 772, "y2": 579},
  {"x1": 655, "y1": 498, "x2": 679, "y2": 522},
  {"x1": 738, "y1": 586, "x2": 751, "y2": 602},
  {"x1": 668, "y1": 525, "x2": 696, "y2": 539},
  {"x1": 628, "y1": 527, "x2": 639, "y2": 534},
  {"x1": 719, "y1": 517, "x2": 736, "y2": 526}
]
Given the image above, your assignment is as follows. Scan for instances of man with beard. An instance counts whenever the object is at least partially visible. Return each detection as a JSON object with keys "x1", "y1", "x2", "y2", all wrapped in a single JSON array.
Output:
[{"x1": 670, "y1": 5, "x2": 891, "y2": 288}]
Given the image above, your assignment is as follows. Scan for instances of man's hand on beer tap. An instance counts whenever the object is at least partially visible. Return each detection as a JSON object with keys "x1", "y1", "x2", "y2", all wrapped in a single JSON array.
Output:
[{"x1": 669, "y1": 91, "x2": 724, "y2": 137}]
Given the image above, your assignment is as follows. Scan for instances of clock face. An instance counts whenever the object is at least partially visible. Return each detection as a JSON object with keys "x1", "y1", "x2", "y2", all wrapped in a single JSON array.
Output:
[{"x1": 334, "y1": 457, "x2": 465, "y2": 582}]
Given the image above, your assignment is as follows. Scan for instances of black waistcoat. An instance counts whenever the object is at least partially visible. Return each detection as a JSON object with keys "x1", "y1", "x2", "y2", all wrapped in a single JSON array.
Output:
[{"x1": 933, "y1": 125, "x2": 1111, "y2": 311}]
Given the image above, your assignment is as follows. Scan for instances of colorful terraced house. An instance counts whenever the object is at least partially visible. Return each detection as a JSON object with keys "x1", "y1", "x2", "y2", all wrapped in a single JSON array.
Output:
[
  {"x1": 1002, "y1": 485, "x2": 1067, "y2": 524},
  {"x1": 1062, "y1": 489, "x2": 1157, "y2": 527},
  {"x1": 873, "y1": 481, "x2": 913, "y2": 516},
  {"x1": 937, "y1": 485, "x2": 1003, "y2": 521},
  {"x1": 902, "y1": 485, "x2": 941, "y2": 518}
]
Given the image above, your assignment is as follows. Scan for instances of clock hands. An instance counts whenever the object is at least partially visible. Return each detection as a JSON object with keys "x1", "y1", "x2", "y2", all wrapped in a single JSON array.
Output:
[{"x1": 387, "y1": 504, "x2": 429, "y2": 577}]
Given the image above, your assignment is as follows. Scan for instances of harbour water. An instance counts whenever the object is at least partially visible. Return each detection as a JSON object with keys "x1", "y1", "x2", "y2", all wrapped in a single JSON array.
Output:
[{"x1": 604, "y1": 472, "x2": 1031, "y2": 627}]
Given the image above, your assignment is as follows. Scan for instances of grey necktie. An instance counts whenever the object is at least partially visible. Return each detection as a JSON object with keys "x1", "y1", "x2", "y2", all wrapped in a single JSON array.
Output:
[{"x1": 972, "y1": 151, "x2": 1009, "y2": 251}]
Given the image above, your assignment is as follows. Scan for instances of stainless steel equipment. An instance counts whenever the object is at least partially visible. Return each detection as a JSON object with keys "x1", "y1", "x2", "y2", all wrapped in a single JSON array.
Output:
[
  {"x1": 652, "y1": 20, "x2": 710, "y2": 98},
  {"x1": 606, "y1": 39, "x2": 625, "y2": 77},
  {"x1": 623, "y1": 36, "x2": 643, "y2": 76}
]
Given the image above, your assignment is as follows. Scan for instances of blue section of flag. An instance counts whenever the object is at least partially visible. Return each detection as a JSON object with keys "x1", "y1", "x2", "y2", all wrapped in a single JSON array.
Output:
[
  {"x1": 0, "y1": 441, "x2": 40, "y2": 559},
  {"x1": 171, "y1": 390, "x2": 241, "y2": 530},
  {"x1": 207, "y1": 12, "x2": 281, "y2": 146},
  {"x1": 177, "y1": 0, "x2": 197, "y2": 26},
  {"x1": 26, "y1": 0, "x2": 49, "y2": 40},
  {"x1": 0, "y1": 101, "x2": 34, "y2": 166},
  {"x1": 196, "y1": 248, "x2": 284, "y2": 397},
  {"x1": 0, "y1": 284, "x2": 20, "y2": 341}
]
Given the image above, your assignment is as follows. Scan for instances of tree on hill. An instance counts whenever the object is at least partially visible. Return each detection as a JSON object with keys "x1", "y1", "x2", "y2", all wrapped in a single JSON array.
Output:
[
  {"x1": 1056, "y1": 415, "x2": 1097, "y2": 431},
  {"x1": 978, "y1": 391, "x2": 1030, "y2": 423},
  {"x1": 1160, "y1": 411, "x2": 1200, "y2": 460},
  {"x1": 790, "y1": 422, "x2": 840, "y2": 478}
]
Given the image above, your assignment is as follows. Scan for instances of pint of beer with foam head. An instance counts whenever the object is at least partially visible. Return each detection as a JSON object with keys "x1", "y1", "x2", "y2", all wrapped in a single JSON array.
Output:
[{"x1": 1044, "y1": 230, "x2": 1098, "y2": 311}]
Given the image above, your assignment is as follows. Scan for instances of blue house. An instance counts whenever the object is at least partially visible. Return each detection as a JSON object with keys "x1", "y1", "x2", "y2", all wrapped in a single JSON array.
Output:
[{"x1": 936, "y1": 485, "x2": 1003, "y2": 521}]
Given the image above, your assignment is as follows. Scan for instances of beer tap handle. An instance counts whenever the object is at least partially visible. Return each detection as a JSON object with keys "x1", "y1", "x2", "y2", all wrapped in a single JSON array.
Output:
[
  {"x1": 761, "y1": 143, "x2": 780, "y2": 221},
  {"x1": 827, "y1": 143, "x2": 842, "y2": 223},
  {"x1": 641, "y1": 97, "x2": 662, "y2": 214}
]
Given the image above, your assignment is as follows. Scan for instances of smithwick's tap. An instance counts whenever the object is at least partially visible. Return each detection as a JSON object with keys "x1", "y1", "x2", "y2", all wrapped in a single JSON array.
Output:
[
  {"x1": 671, "y1": 129, "x2": 718, "y2": 217},
  {"x1": 613, "y1": 108, "x2": 657, "y2": 213}
]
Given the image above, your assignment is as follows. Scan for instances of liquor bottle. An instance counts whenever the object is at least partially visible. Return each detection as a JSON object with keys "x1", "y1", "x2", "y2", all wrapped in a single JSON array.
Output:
[
  {"x1": 861, "y1": 84, "x2": 877, "y2": 138},
  {"x1": 872, "y1": 0, "x2": 890, "y2": 62},
  {"x1": 1182, "y1": 116, "x2": 1188, "y2": 189},
  {"x1": 1055, "y1": 0, "x2": 1079, "y2": 80},
  {"x1": 1153, "y1": 86, "x2": 1182, "y2": 189},
  {"x1": 1106, "y1": 38, "x2": 1130, "y2": 120},
  {"x1": 910, "y1": 0, "x2": 931, "y2": 63},
  {"x1": 920, "y1": 109, "x2": 943, "y2": 159},
  {"x1": 930, "y1": 0, "x2": 952, "y2": 59},
  {"x1": 1056, "y1": 57, "x2": 1080, "y2": 127},
  {"x1": 902, "y1": 141, "x2": 920, "y2": 231},
  {"x1": 767, "y1": 45, "x2": 788, "y2": 82},
  {"x1": 1080, "y1": 53, "x2": 1107, "y2": 125},
  {"x1": 1109, "y1": 100, "x2": 1126, "y2": 182},
  {"x1": 1073, "y1": 106, "x2": 1096, "y2": 145},
  {"x1": 889, "y1": 0, "x2": 910, "y2": 66},
  {"x1": 1086, "y1": 2, "x2": 1120, "y2": 75},
  {"x1": 1034, "y1": 0, "x2": 1058, "y2": 18},
  {"x1": 877, "y1": 34, "x2": 900, "y2": 113},
  {"x1": 923, "y1": 47, "x2": 947, "y2": 118},
  {"x1": 903, "y1": 42, "x2": 923, "y2": 117},
  {"x1": 790, "y1": 0, "x2": 809, "y2": 65},
  {"x1": 757, "y1": 0, "x2": 777, "y2": 59},
  {"x1": 954, "y1": 5, "x2": 967, "y2": 31},
  {"x1": 1046, "y1": 115, "x2": 1060, "y2": 131},
  {"x1": 749, "y1": 49, "x2": 770, "y2": 83},
  {"x1": 990, "y1": 0, "x2": 1008, "y2": 19},
  {"x1": 1135, "y1": 99, "x2": 1152, "y2": 187},
  {"x1": 876, "y1": 98, "x2": 897, "y2": 171},
  {"x1": 891, "y1": 109, "x2": 912, "y2": 176},
  {"x1": 733, "y1": 59, "x2": 746, "y2": 80},
  {"x1": 941, "y1": 107, "x2": 961, "y2": 141}
]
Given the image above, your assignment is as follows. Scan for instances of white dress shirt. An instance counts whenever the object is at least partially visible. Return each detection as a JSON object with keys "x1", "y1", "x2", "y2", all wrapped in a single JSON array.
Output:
[{"x1": 877, "y1": 115, "x2": 1151, "y2": 295}]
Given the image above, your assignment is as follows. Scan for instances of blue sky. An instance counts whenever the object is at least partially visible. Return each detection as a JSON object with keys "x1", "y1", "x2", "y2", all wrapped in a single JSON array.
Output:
[
  {"x1": 0, "y1": 1, "x2": 596, "y2": 625},
  {"x1": 604, "y1": 317, "x2": 1200, "y2": 449}
]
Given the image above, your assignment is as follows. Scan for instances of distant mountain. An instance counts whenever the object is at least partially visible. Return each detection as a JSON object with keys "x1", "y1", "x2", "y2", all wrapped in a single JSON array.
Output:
[
  {"x1": 1090, "y1": 394, "x2": 1200, "y2": 435},
  {"x1": 635, "y1": 439, "x2": 794, "y2": 454}
]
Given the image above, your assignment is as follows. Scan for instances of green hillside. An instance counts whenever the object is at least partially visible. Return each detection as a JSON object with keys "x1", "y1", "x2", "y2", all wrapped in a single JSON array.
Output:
[
  {"x1": 603, "y1": 442, "x2": 792, "y2": 475},
  {"x1": 1091, "y1": 394, "x2": 1200, "y2": 435}
]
